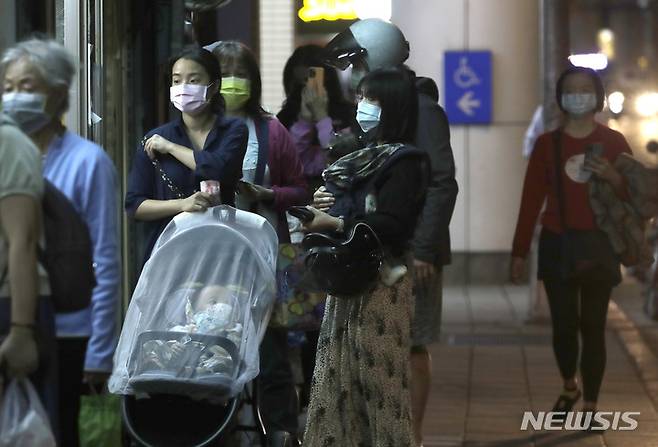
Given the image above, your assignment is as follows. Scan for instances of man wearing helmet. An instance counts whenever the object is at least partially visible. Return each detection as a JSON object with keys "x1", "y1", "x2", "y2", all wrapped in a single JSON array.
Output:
[{"x1": 317, "y1": 18, "x2": 458, "y2": 446}]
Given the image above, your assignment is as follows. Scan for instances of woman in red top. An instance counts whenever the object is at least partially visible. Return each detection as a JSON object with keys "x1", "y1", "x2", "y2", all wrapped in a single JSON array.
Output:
[{"x1": 511, "y1": 66, "x2": 631, "y2": 424}]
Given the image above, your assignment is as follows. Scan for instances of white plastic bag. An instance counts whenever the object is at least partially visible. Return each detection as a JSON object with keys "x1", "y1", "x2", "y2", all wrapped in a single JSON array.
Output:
[{"x1": 0, "y1": 378, "x2": 56, "y2": 447}]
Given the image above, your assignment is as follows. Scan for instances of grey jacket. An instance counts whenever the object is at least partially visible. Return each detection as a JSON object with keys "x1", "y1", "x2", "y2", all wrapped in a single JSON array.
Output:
[{"x1": 412, "y1": 92, "x2": 458, "y2": 265}]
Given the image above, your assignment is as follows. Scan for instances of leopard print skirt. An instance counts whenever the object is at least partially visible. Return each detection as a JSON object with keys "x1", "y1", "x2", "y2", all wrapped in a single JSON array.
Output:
[{"x1": 303, "y1": 276, "x2": 414, "y2": 446}]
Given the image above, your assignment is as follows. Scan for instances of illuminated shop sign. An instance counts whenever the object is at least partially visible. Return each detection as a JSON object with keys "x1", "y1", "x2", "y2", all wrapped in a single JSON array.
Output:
[{"x1": 298, "y1": 0, "x2": 359, "y2": 22}]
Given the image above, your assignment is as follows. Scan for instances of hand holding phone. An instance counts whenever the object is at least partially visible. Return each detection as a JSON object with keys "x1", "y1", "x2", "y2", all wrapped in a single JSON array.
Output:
[
  {"x1": 306, "y1": 67, "x2": 325, "y2": 94},
  {"x1": 585, "y1": 143, "x2": 604, "y2": 162},
  {"x1": 583, "y1": 143, "x2": 604, "y2": 172},
  {"x1": 288, "y1": 206, "x2": 315, "y2": 223}
]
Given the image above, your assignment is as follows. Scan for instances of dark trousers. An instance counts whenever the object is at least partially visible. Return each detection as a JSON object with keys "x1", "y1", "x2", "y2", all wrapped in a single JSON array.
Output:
[
  {"x1": 57, "y1": 337, "x2": 88, "y2": 447},
  {"x1": 543, "y1": 277, "x2": 613, "y2": 403},
  {"x1": 258, "y1": 327, "x2": 298, "y2": 435}
]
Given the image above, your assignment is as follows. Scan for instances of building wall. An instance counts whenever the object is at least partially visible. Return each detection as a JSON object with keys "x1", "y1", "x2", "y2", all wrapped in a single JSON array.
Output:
[
  {"x1": 0, "y1": 0, "x2": 16, "y2": 53},
  {"x1": 260, "y1": 0, "x2": 294, "y2": 114},
  {"x1": 392, "y1": 0, "x2": 540, "y2": 255}
]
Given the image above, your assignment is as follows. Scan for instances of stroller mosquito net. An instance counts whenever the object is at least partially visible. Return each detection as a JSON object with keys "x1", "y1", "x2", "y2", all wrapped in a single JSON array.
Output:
[{"x1": 109, "y1": 206, "x2": 278, "y2": 402}]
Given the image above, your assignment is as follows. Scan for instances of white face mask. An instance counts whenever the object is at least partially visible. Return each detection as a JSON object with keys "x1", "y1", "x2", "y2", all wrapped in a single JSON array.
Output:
[
  {"x1": 1, "y1": 91, "x2": 52, "y2": 134},
  {"x1": 170, "y1": 83, "x2": 213, "y2": 114},
  {"x1": 356, "y1": 99, "x2": 381, "y2": 133},
  {"x1": 561, "y1": 93, "x2": 597, "y2": 117}
]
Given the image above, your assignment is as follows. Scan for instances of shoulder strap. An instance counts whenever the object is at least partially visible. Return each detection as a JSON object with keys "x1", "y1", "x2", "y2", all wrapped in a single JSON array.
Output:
[
  {"x1": 141, "y1": 136, "x2": 188, "y2": 199},
  {"x1": 552, "y1": 130, "x2": 567, "y2": 231},
  {"x1": 254, "y1": 118, "x2": 270, "y2": 186}
]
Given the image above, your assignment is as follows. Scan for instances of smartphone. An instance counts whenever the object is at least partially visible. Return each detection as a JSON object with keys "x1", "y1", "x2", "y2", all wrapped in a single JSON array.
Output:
[
  {"x1": 288, "y1": 206, "x2": 315, "y2": 223},
  {"x1": 238, "y1": 179, "x2": 255, "y2": 188},
  {"x1": 306, "y1": 67, "x2": 325, "y2": 94},
  {"x1": 585, "y1": 143, "x2": 604, "y2": 164}
]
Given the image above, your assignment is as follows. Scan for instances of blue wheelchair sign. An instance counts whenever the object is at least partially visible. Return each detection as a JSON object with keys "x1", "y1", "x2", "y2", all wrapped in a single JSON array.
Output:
[{"x1": 444, "y1": 51, "x2": 492, "y2": 125}]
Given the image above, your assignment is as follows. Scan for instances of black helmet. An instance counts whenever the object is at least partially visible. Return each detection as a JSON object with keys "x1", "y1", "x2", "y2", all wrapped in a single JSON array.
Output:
[
  {"x1": 299, "y1": 222, "x2": 383, "y2": 296},
  {"x1": 324, "y1": 18, "x2": 410, "y2": 71}
]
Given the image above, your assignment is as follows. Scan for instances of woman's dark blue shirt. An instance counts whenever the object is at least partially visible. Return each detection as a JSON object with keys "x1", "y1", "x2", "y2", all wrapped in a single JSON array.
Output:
[{"x1": 125, "y1": 114, "x2": 248, "y2": 262}]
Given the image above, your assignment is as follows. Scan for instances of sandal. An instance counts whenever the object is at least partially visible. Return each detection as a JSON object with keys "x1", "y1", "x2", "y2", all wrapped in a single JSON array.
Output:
[{"x1": 552, "y1": 388, "x2": 582, "y2": 413}]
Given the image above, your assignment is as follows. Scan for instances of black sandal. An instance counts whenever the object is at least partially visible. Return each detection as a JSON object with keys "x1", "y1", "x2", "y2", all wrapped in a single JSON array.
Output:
[{"x1": 552, "y1": 389, "x2": 582, "y2": 413}]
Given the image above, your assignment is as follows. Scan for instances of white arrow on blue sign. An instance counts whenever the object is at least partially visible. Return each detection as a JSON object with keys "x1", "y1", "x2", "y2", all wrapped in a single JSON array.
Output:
[{"x1": 444, "y1": 51, "x2": 492, "y2": 125}]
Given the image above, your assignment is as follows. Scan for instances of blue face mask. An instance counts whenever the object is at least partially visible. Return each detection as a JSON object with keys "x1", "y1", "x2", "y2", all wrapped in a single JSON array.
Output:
[
  {"x1": 356, "y1": 99, "x2": 381, "y2": 133},
  {"x1": 1, "y1": 92, "x2": 51, "y2": 134}
]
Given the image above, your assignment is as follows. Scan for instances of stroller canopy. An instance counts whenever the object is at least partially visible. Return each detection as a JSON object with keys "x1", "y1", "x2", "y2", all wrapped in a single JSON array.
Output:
[{"x1": 110, "y1": 206, "x2": 278, "y2": 402}]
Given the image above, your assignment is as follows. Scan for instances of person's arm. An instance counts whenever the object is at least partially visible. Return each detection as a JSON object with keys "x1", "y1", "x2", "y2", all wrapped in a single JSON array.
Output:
[
  {"x1": 289, "y1": 120, "x2": 327, "y2": 178},
  {"x1": 194, "y1": 119, "x2": 248, "y2": 184},
  {"x1": 143, "y1": 135, "x2": 196, "y2": 170},
  {"x1": 125, "y1": 142, "x2": 210, "y2": 221},
  {"x1": 135, "y1": 199, "x2": 183, "y2": 221},
  {"x1": 289, "y1": 119, "x2": 315, "y2": 148},
  {"x1": 165, "y1": 143, "x2": 196, "y2": 170},
  {"x1": 269, "y1": 121, "x2": 309, "y2": 211},
  {"x1": 0, "y1": 194, "x2": 40, "y2": 377},
  {"x1": 587, "y1": 131, "x2": 633, "y2": 200},
  {"x1": 412, "y1": 100, "x2": 458, "y2": 264},
  {"x1": 79, "y1": 154, "x2": 120, "y2": 374},
  {"x1": 136, "y1": 194, "x2": 214, "y2": 220},
  {"x1": 1, "y1": 196, "x2": 39, "y2": 325},
  {"x1": 511, "y1": 139, "x2": 549, "y2": 258},
  {"x1": 315, "y1": 117, "x2": 334, "y2": 148}
]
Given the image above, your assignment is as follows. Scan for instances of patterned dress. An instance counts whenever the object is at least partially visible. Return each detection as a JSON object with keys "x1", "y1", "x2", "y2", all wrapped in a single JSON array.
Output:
[{"x1": 303, "y1": 276, "x2": 415, "y2": 446}]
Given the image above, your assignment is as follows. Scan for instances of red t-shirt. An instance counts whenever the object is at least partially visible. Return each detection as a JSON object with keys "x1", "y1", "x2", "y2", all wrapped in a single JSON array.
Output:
[{"x1": 512, "y1": 124, "x2": 632, "y2": 258}]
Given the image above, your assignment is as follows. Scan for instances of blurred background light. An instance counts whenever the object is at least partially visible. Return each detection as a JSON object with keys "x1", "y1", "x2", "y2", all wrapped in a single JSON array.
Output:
[
  {"x1": 608, "y1": 91, "x2": 625, "y2": 114},
  {"x1": 597, "y1": 28, "x2": 615, "y2": 59},
  {"x1": 568, "y1": 53, "x2": 609, "y2": 70},
  {"x1": 635, "y1": 92, "x2": 658, "y2": 117},
  {"x1": 354, "y1": 0, "x2": 392, "y2": 21},
  {"x1": 640, "y1": 119, "x2": 658, "y2": 139}
]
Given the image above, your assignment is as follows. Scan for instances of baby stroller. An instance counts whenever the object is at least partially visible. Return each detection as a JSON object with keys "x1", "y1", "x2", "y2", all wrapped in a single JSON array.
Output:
[{"x1": 109, "y1": 206, "x2": 292, "y2": 446}]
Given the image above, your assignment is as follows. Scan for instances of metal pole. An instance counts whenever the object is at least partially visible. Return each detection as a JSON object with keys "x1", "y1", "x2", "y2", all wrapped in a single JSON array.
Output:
[
  {"x1": 541, "y1": 0, "x2": 570, "y2": 130},
  {"x1": 528, "y1": 0, "x2": 570, "y2": 323}
]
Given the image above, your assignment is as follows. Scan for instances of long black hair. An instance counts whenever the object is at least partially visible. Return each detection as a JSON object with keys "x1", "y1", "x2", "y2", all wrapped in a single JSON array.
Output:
[
  {"x1": 168, "y1": 46, "x2": 224, "y2": 113},
  {"x1": 277, "y1": 44, "x2": 355, "y2": 129},
  {"x1": 358, "y1": 67, "x2": 418, "y2": 144},
  {"x1": 212, "y1": 41, "x2": 268, "y2": 120}
]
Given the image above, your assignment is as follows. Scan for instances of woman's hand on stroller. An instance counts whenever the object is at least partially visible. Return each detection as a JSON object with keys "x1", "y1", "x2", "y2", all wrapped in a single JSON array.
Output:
[
  {"x1": 301, "y1": 207, "x2": 343, "y2": 233},
  {"x1": 180, "y1": 192, "x2": 213, "y2": 213}
]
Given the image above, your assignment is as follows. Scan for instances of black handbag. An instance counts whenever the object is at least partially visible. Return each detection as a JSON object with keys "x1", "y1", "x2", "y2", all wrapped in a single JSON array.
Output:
[
  {"x1": 552, "y1": 131, "x2": 619, "y2": 282},
  {"x1": 300, "y1": 222, "x2": 384, "y2": 296}
]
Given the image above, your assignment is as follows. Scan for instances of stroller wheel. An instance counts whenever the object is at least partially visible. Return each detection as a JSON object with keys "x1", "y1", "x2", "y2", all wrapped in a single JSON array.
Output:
[{"x1": 268, "y1": 430, "x2": 295, "y2": 447}]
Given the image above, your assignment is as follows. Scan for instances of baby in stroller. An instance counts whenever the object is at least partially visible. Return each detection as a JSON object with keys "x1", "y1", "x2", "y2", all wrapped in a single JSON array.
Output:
[
  {"x1": 139, "y1": 285, "x2": 244, "y2": 378},
  {"x1": 111, "y1": 207, "x2": 284, "y2": 446}
]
